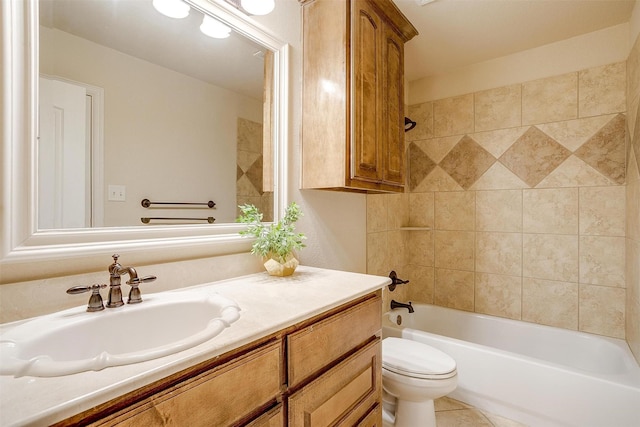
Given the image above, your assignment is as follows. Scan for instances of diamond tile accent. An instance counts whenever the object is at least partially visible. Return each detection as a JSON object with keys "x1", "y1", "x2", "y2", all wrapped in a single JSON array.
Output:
[
  {"x1": 499, "y1": 126, "x2": 571, "y2": 187},
  {"x1": 409, "y1": 142, "x2": 437, "y2": 191},
  {"x1": 245, "y1": 155, "x2": 264, "y2": 195},
  {"x1": 439, "y1": 135, "x2": 495, "y2": 190},
  {"x1": 574, "y1": 114, "x2": 626, "y2": 184}
]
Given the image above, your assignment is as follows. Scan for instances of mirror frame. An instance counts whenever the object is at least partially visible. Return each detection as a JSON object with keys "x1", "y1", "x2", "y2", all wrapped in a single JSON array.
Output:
[{"x1": 1, "y1": 0, "x2": 289, "y2": 272}]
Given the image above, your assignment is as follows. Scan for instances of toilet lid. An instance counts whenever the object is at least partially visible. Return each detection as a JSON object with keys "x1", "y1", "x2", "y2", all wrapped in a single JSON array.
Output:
[{"x1": 382, "y1": 337, "x2": 457, "y2": 379}]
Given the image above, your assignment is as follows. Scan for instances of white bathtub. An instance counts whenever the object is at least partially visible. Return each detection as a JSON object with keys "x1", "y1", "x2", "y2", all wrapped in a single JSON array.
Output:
[{"x1": 382, "y1": 304, "x2": 640, "y2": 427}]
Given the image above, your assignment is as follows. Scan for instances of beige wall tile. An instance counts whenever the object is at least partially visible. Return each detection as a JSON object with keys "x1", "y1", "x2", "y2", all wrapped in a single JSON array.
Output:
[
  {"x1": 367, "y1": 232, "x2": 389, "y2": 276},
  {"x1": 537, "y1": 115, "x2": 614, "y2": 152},
  {"x1": 628, "y1": 35, "x2": 640, "y2": 103},
  {"x1": 409, "y1": 142, "x2": 437, "y2": 191},
  {"x1": 366, "y1": 194, "x2": 387, "y2": 233},
  {"x1": 387, "y1": 193, "x2": 409, "y2": 230},
  {"x1": 627, "y1": 292, "x2": 640, "y2": 362},
  {"x1": 627, "y1": 153, "x2": 640, "y2": 241},
  {"x1": 409, "y1": 192, "x2": 435, "y2": 228},
  {"x1": 523, "y1": 234, "x2": 579, "y2": 282},
  {"x1": 578, "y1": 62, "x2": 626, "y2": 117},
  {"x1": 536, "y1": 155, "x2": 614, "y2": 188},
  {"x1": 435, "y1": 191, "x2": 475, "y2": 230},
  {"x1": 476, "y1": 190, "x2": 522, "y2": 232},
  {"x1": 523, "y1": 188, "x2": 578, "y2": 234},
  {"x1": 579, "y1": 284, "x2": 625, "y2": 338},
  {"x1": 408, "y1": 230, "x2": 434, "y2": 267},
  {"x1": 475, "y1": 273, "x2": 522, "y2": 320},
  {"x1": 433, "y1": 94, "x2": 474, "y2": 137},
  {"x1": 439, "y1": 136, "x2": 496, "y2": 190},
  {"x1": 522, "y1": 278, "x2": 578, "y2": 329},
  {"x1": 435, "y1": 230, "x2": 475, "y2": 271},
  {"x1": 407, "y1": 102, "x2": 434, "y2": 142},
  {"x1": 574, "y1": 114, "x2": 626, "y2": 185},
  {"x1": 414, "y1": 166, "x2": 465, "y2": 192},
  {"x1": 579, "y1": 236, "x2": 625, "y2": 287},
  {"x1": 499, "y1": 126, "x2": 571, "y2": 187},
  {"x1": 388, "y1": 230, "x2": 406, "y2": 270},
  {"x1": 580, "y1": 186, "x2": 626, "y2": 236},
  {"x1": 413, "y1": 136, "x2": 461, "y2": 164},
  {"x1": 522, "y1": 73, "x2": 578, "y2": 125},
  {"x1": 468, "y1": 163, "x2": 529, "y2": 191},
  {"x1": 435, "y1": 268, "x2": 475, "y2": 311},
  {"x1": 472, "y1": 127, "x2": 528, "y2": 158},
  {"x1": 476, "y1": 232, "x2": 522, "y2": 276},
  {"x1": 474, "y1": 84, "x2": 522, "y2": 132},
  {"x1": 406, "y1": 264, "x2": 435, "y2": 304}
]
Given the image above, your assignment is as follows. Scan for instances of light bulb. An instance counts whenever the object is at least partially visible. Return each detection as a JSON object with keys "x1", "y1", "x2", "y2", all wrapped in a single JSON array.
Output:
[
  {"x1": 240, "y1": 0, "x2": 275, "y2": 16},
  {"x1": 152, "y1": 0, "x2": 190, "y2": 19},
  {"x1": 200, "y1": 15, "x2": 231, "y2": 39}
]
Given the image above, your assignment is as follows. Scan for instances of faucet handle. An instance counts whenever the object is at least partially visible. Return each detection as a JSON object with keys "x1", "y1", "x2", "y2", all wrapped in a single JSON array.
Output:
[
  {"x1": 67, "y1": 284, "x2": 107, "y2": 312},
  {"x1": 126, "y1": 275, "x2": 156, "y2": 304}
]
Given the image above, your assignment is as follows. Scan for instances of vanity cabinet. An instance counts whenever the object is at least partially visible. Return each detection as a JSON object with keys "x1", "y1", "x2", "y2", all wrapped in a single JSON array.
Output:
[
  {"x1": 55, "y1": 291, "x2": 382, "y2": 427},
  {"x1": 300, "y1": 0, "x2": 417, "y2": 193},
  {"x1": 84, "y1": 341, "x2": 283, "y2": 427}
]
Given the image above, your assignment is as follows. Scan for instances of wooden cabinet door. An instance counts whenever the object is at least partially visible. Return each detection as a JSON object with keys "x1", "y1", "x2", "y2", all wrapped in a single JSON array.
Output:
[
  {"x1": 351, "y1": 0, "x2": 383, "y2": 184},
  {"x1": 288, "y1": 340, "x2": 382, "y2": 427},
  {"x1": 287, "y1": 294, "x2": 381, "y2": 387},
  {"x1": 93, "y1": 342, "x2": 282, "y2": 427},
  {"x1": 381, "y1": 24, "x2": 405, "y2": 187}
]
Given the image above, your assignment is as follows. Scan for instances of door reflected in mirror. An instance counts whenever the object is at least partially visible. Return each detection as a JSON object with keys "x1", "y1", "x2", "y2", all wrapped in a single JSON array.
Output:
[{"x1": 38, "y1": 0, "x2": 274, "y2": 229}]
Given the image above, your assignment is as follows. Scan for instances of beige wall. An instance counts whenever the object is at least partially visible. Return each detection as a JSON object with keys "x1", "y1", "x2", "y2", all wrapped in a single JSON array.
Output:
[{"x1": 41, "y1": 26, "x2": 263, "y2": 226}]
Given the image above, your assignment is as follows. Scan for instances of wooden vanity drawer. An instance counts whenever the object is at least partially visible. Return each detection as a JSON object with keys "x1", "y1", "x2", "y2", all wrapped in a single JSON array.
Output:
[
  {"x1": 288, "y1": 339, "x2": 382, "y2": 426},
  {"x1": 287, "y1": 293, "x2": 381, "y2": 387},
  {"x1": 93, "y1": 341, "x2": 282, "y2": 427}
]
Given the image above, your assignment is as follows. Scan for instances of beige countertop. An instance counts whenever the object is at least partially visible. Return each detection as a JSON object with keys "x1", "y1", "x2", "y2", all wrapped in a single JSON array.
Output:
[{"x1": 0, "y1": 266, "x2": 389, "y2": 427}]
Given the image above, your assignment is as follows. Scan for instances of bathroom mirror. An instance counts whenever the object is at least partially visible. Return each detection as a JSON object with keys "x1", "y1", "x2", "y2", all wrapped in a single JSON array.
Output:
[
  {"x1": 40, "y1": 0, "x2": 275, "y2": 228},
  {"x1": 1, "y1": 0, "x2": 289, "y2": 273}
]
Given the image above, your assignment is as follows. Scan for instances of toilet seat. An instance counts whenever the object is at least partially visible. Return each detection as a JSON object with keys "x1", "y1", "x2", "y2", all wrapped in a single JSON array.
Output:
[{"x1": 382, "y1": 337, "x2": 457, "y2": 380}]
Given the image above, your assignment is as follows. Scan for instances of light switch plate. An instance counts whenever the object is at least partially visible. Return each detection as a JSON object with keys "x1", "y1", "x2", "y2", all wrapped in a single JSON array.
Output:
[{"x1": 108, "y1": 185, "x2": 126, "y2": 201}]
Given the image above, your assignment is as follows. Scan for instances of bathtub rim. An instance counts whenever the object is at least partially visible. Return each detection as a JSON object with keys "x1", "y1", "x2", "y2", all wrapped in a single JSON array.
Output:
[{"x1": 382, "y1": 303, "x2": 640, "y2": 389}]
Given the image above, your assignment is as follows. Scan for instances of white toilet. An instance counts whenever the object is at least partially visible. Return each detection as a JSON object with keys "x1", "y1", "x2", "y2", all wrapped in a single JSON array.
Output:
[{"x1": 381, "y1": 337, "x2": 457, "y2": 427}]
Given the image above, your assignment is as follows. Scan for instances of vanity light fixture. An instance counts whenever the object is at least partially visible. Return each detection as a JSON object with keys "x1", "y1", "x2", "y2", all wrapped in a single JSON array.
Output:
[
  {"x1": 152, "y1": 0, "x2": 190, "y2": 18},
  {"x1": 240, "y1": 0, "x2": 275, "y2": 15},
  {"x1": 200, "y1": 15, "x2": 232, "y2": 39}
]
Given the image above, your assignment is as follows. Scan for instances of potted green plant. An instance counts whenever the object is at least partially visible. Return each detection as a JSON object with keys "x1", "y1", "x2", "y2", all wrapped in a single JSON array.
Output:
[{"x1": 237, "y1": 202, "x2": 306, "y2": 276}]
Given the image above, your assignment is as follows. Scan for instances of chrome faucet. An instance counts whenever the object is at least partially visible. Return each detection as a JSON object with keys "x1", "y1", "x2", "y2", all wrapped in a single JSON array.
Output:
[
  {"x1": 107, "y1": 254, "x2": 156, "y2": 307},
  {"x1": 390, "y1": 300, "x2": 414, "y2": 313}
]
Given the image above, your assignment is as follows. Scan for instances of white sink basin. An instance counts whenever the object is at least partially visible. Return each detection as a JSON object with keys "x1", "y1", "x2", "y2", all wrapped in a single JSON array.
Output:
[{"x1": 0, "y1": 289, "x2": 241, "y2": 378}]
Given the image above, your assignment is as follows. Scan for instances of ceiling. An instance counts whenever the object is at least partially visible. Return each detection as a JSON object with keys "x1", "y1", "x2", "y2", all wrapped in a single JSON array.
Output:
[
  {"x1": 40, "y1": 0, "x2": 266, "y2": 100},
  {"x1": 393, "y1": 0, "x2": 636, "y2": 82}
]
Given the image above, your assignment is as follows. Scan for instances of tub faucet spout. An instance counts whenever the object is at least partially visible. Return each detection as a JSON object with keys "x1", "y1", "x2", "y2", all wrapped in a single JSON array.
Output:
[{"x1": 391, "y1": 300, "x2": 414, "y2": 313}]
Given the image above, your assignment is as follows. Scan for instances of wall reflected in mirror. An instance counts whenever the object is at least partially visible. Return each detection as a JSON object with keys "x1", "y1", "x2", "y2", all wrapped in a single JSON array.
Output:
[{"x1": 38, "y1": 0, "x2": 274, "y2": 229}]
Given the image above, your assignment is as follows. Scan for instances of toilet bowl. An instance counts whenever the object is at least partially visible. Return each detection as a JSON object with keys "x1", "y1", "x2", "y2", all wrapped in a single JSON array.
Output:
[{"x1": 382, "y1": 337, "x2": 457, "y2": 427}]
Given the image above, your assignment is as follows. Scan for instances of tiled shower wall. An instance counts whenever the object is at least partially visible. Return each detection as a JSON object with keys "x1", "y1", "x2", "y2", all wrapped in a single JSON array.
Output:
[
  {"x1": 236, "y1": 117, "x2": 273, "y2": 222},
  {"x1": 367, "y1": 60, "x2": 631, "y2": 341},
  {"x1": 626, "y1": 34, "x2": 640, "y2": 362}
]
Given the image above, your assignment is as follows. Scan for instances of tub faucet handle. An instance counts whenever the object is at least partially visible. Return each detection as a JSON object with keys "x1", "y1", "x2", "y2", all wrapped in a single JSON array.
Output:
[{"x1": 388, "y1": 271, "x2": 410, "y2": 291}]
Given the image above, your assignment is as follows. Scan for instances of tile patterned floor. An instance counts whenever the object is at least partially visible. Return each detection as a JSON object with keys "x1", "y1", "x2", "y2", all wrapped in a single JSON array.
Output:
[{"x1": 435, "y1": 397, "x2": 528, "y2": 427}]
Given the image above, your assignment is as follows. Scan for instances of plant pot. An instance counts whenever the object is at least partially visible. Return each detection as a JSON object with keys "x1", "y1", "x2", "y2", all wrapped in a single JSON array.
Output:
[{"x1": 263, "y1": 256, "x2": 299, "y2": 277}]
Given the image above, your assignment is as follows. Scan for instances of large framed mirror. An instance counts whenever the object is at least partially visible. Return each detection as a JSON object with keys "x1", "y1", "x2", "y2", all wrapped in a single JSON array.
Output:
[{"x1": 1, "y1": 0, "x2": 289, "y2": 272}]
